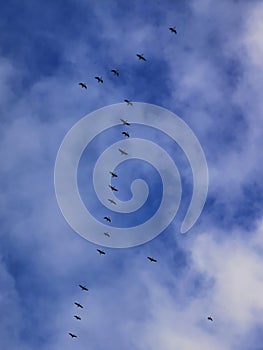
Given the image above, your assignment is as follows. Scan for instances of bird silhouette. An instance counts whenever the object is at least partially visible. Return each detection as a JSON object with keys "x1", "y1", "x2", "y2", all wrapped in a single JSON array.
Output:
[
  {"x1": 74, "y1": 315, "x2": 81, "y2": 320},
  {"x1": 111, "y1": 69, "x2": 119, "y2": 76},
  {"x1": 120, "y1": 118, "x2": 130, "y2": 126},
  {"x1": 109, "y1": 185, "x2": 118, "y2": 192},
  {"x1": 137, "y1": 53, "x2": 147, "y2": 61},
  {"x1": 104, "y1": 216, "x2": 111, "y2": 222},
  {"x1": 109, "y1": 171, "x2": 118, "y2": 178},
  {"x1": 169, "y1": 27, "x2": 177, "y2": 34},
  {"x1": 97, "y1": 249, "x2": 106, "y2": 255},
  {"x1": 124, "y1": 99, "x2": 133, "y2": 106},
  {"x1": 68, "y1": 332, "x2": 77, "y2": 338},
  {"x1": 79, "y1": 82, "x2": 87, "y2": 89},
  {"x1": 95, "y1": 76, "x2": 103, "y2": 83},
  {"x1": 79, "y1": 284, "x2": 88, "y2": 291},
  {"x1": 118, "y1": 148, "x2": 128, "y2": 155},
  {"x1": 147, "y1": 256, "x2": 157, "y2": 262},
  {"x1": 207, "y1": 316, "x2": 213, "y2": 321},
  {"x1": 74, "y1": 302, "x2": 83, "y2": 308},
  {"x1": 122, "y1": 131, "x2": 130, "y2": 138}
]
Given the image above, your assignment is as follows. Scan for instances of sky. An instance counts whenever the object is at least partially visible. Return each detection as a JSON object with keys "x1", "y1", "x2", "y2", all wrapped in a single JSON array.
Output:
[{"x1": 1, "y1": 0, "x2": 263, "y2": 349}]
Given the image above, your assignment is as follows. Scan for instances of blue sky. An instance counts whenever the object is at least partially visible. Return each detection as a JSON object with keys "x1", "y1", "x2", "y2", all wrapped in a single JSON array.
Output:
[{"x1": 1, "y1": 0, "x2": 263, "y2": 349}]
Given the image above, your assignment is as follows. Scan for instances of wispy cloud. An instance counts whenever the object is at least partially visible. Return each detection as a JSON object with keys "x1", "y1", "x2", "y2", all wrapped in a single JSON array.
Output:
[{"x1": 1, "y1": 0, "x2": 263, "y2": 349}]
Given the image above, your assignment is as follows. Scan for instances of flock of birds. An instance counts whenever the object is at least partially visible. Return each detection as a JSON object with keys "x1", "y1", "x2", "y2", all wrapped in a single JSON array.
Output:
[
  {"x1": 69, "y1": 25, "x2": 213, "y2": 341},
  {"x1": 68, "y1": 285, "x2": 89, "y2": 339},
  {"x1": 96, "y1": 115, "x2": 158, "y2": 261},
  {"x1": 78, "y1": 27, "x2": 177, "y2": 92}
]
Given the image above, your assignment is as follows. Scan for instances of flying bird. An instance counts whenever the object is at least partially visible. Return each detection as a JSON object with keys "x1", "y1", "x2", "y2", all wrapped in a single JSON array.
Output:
[
  {"x1": 108, "y1": 198, "x2": 117, "y2": 205},
  {"x1": 74, "y1": 302, "x2": 83, "y2": 308},
  {"x1": 169, "y1": 27, "x2": 177, "y2": 34},
  {"x1": 118, "y1": 148, "x2": 128, "y2": 155},
  {"x1": 109, "y1": 171, "x2": 118, "y2": 178},
  {"x1": 207, "y1": 316, "x2": 213, "y2": 321},
  {"x1": 79, "y1": 82, "x2": 87, "y2": 89},
  {"x1": 104, "y1": 216, "x2": 111, "y2": 222},
  {"x1": 111, "y1": 69, "x2": 119, "y2": 76},
  {"x1": 122, "y1": 131, "x2": 130, "y2": 138},
  {"x1": 74, "y1": 315, "x2": 81, "y2": 320},
  {"x1": 104, "y1": 232, "x2": 110, "y2": 237},
  {"x1": 124, "y1": 99, "x2": 133, "y2": 106},
  {"x1": 137, "y1": 53, "x2": 147, "y2": 61},
  {"x1": 120, "y1": 118, "x2": 130, "y2": 126},
  {"x1": 68, "y1": 332, "x2": 77, "y2": 338},
  {"x1": 79, "y1": 284, "x2": 88, "y2": 291},
  {"x1": 147, "y1": 256, "x2": 157, "y2": 262},
  {"x1": 97, "y1": 249, "x2": 106, "y2": 255},
  {"x1": 109, "y1": 185, "x2": 118, "y2": 192},
  {"x1": 95, "y1": 76, "x2": 103, "y2": 83}
]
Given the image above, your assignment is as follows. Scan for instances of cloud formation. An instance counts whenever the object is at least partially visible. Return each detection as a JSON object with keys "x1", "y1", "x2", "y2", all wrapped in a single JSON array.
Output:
[{"x1": 1, "y1": 0, "x2": 263, "y2": 349}]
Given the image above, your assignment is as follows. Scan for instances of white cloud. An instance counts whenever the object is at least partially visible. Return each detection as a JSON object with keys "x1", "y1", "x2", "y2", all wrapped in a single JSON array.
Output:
[{"x1": 243, "y1": 3, "x2": 263, "y2": 67}]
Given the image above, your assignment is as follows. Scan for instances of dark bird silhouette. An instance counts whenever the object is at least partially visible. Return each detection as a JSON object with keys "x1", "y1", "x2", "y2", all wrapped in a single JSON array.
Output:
[
  {"x1": 79, "y1": 82, "x2": 87, "y2": 89},
  {"x1": 124, "y1": 99, "x2": 133, "y2": 106},
  {"x1": 108, "y1": 198, "x2": 117, "y2": 205},
  {"x1": 79, "y1": 284, "x2": 88, "y2": 291},
  {"x1": 74, "y1": 302, "x2": 83, "y2": 308},
  {"x1": 111, "y1": 69, "x2": 119, "y2": 76},
  {"x1": 74, "y1": 315, "x2": 81, "y2": 320},
  {"x1": 122, "y1": 131, "x2": 130, "y2": 138},
  {"x1": 95, "y1": 76, "x2": 103, "y2": 83},
  {"x1": 104, "y1": 232, "x2": 110, "y2": 237},
  {"x1": 169, "y1": 27, "x2": 177, "y2": 34},
  {"x1": 137, "y1": 53, "x2": 146, "y2": 61},
  {"x1": 104, "y1": 216, "x2": 111, "y2": 222},
  {"x1": 109, "y1": 171, "x2": 118, "y2": 178},
  {"x1": 147, "y1": 256, "x2": 157, "y2": 262},
  {"x1": 207, "y1": 316, "x2": 213, "y2": 321},
  {"x1": 118, "y1": 148, "x2": 128, "y2": 155},
  {"x1": 109, "y1": 185, "x2": 118, "y2": 192},
  {"x1": 97, "y1": 249, "x2": 106, "y2": 255},
  {"x1": 120, "y1": 118, "x2": 130, "y2": 126},
  {"x1": 68, "y1": 332, "x2": 77, "y2": 338}
]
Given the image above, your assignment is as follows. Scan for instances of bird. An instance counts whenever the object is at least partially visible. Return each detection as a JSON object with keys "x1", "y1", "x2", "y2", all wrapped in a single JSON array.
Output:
[
  {"x1": 137, "y1": 53, "x2": 146, "y2": 61},
  {"x1": 109, "y1": 185, "x2": 118, "y2": 192},
  {"x1": 74, "y1": 302, "x2": 83, "y2": 308},
  {"x1": 169, "y1": 27, "x2": 177, "y2": 34},
  {"x1": 124, "y1": 99, "x2": 133, "y2": 106},
  {"x1": 79, "y1": 284, "x2": 88, "y2": 291},
  {"x1": 97, "y1": 249, "x2": 106, "y2": 255},
  {"x1": 68, "y1": 332, "x2": 77, "y2": 338},
  {"x1": 74, "y1": 315, "x2": 81, "y2": 320},
  {"x1": 104, "y1": 232, "x2": 110, "y2": 237},
  {"x1": 95, "y1": 76, "x2": 103, "y2": 83},
  {"x1": 147, "y1": 256, "x2": 157, "y2": 262},
  {"x1": 109, "y1": 171, "x2": 118, "y2": 178},
  {"x1": 111, "y1": 69, "x2": 119, "y2": 76},
  {"x1": 122, "y1": 131, "x2": 130, "y2": 138},
  {"x1": 120, "y1": 118, "x2": 130, "y2": 126},
  {"x1": 118, "y1": 148, "x2": 128, "y2": 155},
  {"x1": 108, "y1": 198, "x2": 117, "y2": 205},
  {"x1": 79, "y1": 82, "x2": 87, "y2": 89},
  {"x1": 104, "y1": 216, "x2": 111, "y2": 222},
  {"x1": 207, "y1": 316, "x2": 213, "y2": 321}
]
